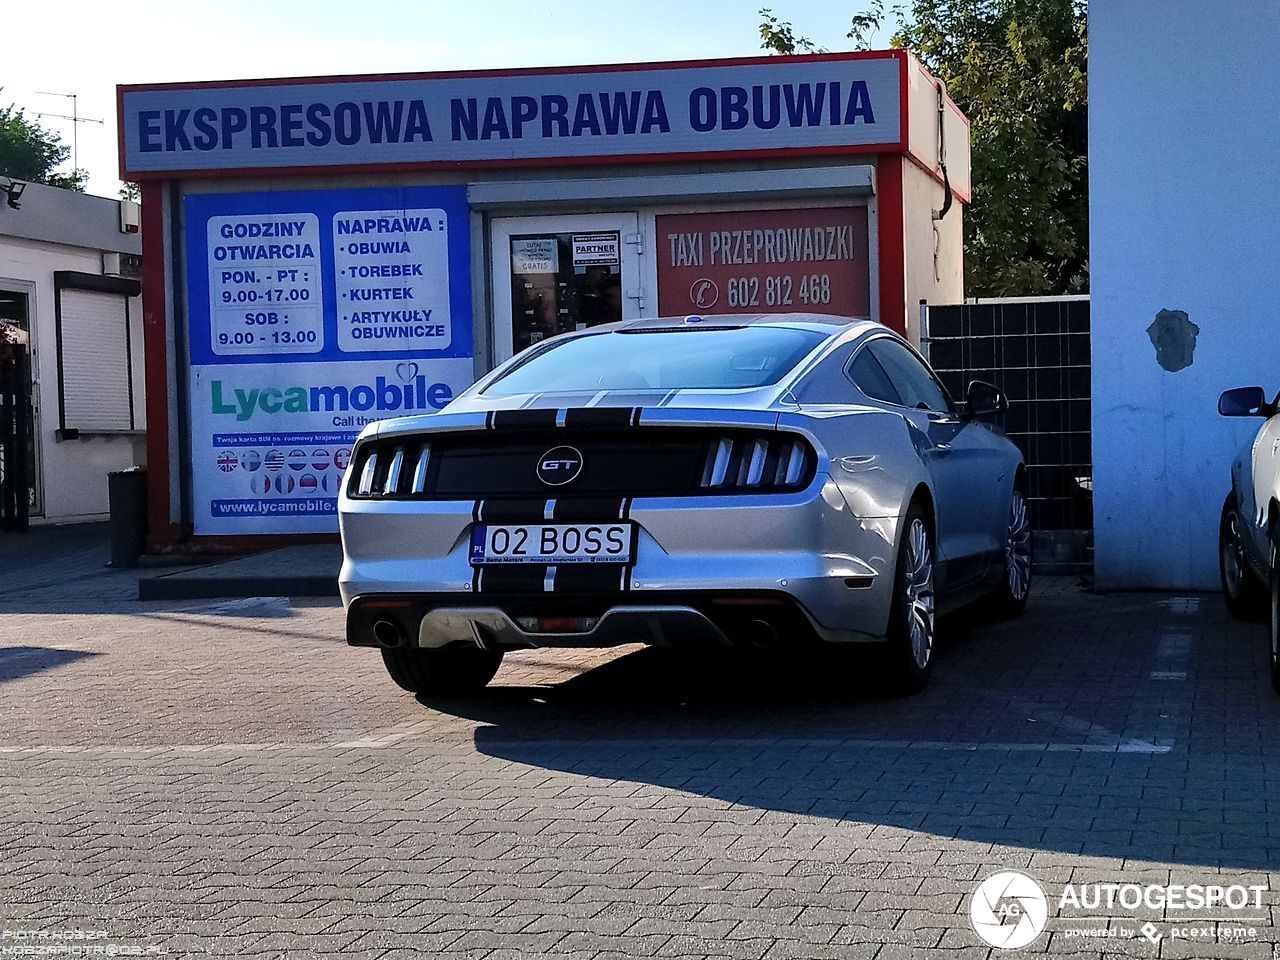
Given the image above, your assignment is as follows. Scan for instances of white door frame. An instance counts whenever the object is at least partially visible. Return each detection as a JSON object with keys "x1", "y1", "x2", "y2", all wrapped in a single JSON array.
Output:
[
  {"x1": 0, "y1": 278, "x2": 41, "y2": 517},
  {"x1": 488, "y1": 211, "x2": 644, "y2": 365}
]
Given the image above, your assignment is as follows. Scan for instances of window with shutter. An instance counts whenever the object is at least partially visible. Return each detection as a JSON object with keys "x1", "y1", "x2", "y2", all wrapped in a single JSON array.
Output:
[{"x1": 54, "y1": 272, "x2": 142, "y2": 435}]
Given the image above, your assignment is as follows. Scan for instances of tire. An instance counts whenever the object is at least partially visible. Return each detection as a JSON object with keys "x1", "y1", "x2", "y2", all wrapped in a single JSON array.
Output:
[
  {"x1": 381, "y1": 645, "x2": 503, "y2": 695},
  {"x1": 883, "y1": 503, "x2": 936, "y2": 694},
  {"x1": 991, "y1": 486, "x2": 1033, "y2": 617},
  {"x1": 1221, "y1": 494, "x2": 1266, "y2": 620},
  {"x1": 1269, "y1": 536, "x2": 1280, "y2": 695}
]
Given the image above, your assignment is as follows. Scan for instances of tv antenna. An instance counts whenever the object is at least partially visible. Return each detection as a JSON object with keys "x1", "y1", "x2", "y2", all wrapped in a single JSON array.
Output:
[{"x1": 33, "y1": 91, "x2": 104, "y2": 175}]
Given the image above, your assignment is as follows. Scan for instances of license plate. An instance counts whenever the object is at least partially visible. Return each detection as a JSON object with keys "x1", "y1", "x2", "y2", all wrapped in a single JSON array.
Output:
[{"x1": 469, "y1": 522, "x2": 635, "y2": 565}]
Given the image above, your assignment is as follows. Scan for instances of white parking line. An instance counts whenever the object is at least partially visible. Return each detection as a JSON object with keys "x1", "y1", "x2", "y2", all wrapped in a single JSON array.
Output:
[
  {"x1": 1151, "y1": 629, "x2": 1192, "y2": 680},
  {"x1": 993, "y1": 695, "x2": 1172, "y2": 753}
]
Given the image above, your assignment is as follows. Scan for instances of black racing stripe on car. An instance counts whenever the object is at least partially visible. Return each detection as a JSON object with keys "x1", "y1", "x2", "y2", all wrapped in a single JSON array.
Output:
[
  {"x1": 485, "y1": 411, "x2": 495, "y2": 429},
  {"x1": 621, "y1": 497, "x2": 636, "y2": 590},
  {"x1": 550, "y1": 498, "x2": 627, "y2": 522},
  {"x1": 477, "y1": 564, "x2": 547, "y2": 594},
  {"x1": 519, "y1": 393, "x2": 541, "y2": 408},
  {"x1": 491, "y1": 409, "x2": 559, "y2": 431},
  {"x1": 476, "y1": 499, "x2": 548, "y2": 523},
  {"x1": 473, "y1": 500, "x2": 484, "y2": 523},
  {"x1": 551, "y1": 564, "x2": 630, "y2": 594},
  {"x1": 562, "y1": 407, "x2": 636, "y2": 430},
  {"x1": 630, "y1": 407, "x2": 642, "y2": 427},
  {"x1": 545, "y1": 502, "x2": 632, "y2": 593},
  {"x1": 658, "y1": 389, "x2": 680, "y2": 407}
]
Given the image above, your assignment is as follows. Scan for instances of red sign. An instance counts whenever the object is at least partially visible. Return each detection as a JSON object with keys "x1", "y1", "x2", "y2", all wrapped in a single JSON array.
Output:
[{"x1": 656, "y1": 207, "x2": 870, "y2": 319}]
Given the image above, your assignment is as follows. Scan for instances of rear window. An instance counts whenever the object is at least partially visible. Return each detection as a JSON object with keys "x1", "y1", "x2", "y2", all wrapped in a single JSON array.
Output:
[{"x1": 483, "y1": 327, "x2": 826, "y2": 396}]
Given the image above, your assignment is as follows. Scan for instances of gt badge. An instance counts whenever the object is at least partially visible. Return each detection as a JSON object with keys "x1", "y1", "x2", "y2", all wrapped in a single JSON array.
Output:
[{"x1": 536, "y1": 446, "x2": 584, "y2": 486}]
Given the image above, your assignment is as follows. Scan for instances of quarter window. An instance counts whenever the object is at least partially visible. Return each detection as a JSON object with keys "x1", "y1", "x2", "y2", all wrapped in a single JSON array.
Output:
[
  {"x1": 867, "y1": 338, "x2": 951, "y2": 412},
  {"x1": 848, "y1": 348, "x2": 900, "y2": 404}
]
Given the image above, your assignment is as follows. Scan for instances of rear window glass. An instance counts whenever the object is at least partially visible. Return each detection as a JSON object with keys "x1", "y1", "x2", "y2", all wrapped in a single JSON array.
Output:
[{"x1": 483, "y1": 327, "x2": 827, "y2": 396}]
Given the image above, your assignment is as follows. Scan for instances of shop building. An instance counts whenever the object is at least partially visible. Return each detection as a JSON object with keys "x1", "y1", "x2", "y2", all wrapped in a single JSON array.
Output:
[
  {"x1": 117, "y1": 51, "x2": 971, "y2": 549},
  {"x1": 0, "y1": 180, "x2": 144, "y2": 526}
]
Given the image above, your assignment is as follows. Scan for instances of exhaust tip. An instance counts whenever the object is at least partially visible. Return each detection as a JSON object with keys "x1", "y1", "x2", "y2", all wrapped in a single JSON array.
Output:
[
  {"x1": 372, "y1": 619, "x2": 406, "y2": 649},
  {"x1": 744, "y1": 619, "x2": 779, "y2": 648}
]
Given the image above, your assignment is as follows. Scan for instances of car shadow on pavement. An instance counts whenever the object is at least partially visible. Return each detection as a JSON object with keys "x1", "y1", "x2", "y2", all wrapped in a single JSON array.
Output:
[
  {"x1": 427, "y1": 583, "x2": 1280, "y2": 871},
  {"x1": 0, "y1": 645, "x2": 99, "y2": 683}
]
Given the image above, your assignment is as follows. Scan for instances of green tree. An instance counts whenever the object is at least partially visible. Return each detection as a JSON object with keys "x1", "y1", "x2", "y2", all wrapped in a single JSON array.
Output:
[
  {"x1": 759, "y1": 1, "x2": 1088, "y2": 296},
  {"x1": 759, "y1": 9, "x2": 825, "y2": 53},
  {"x1": 0, "y1": 102, "x2": 87, "y2": 191},
  {"x1": 119, "y1": 181, "x2": 141, "y2": 203}
]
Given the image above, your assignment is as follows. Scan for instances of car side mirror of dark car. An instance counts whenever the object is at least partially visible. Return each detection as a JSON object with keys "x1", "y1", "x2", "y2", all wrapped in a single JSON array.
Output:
[
  {"x1": 964, "y1": 380, "x2": 1008, "y2": 419},
  {"x1": 1218, "y1": 386, "x2": 1273, "y2": 417}
]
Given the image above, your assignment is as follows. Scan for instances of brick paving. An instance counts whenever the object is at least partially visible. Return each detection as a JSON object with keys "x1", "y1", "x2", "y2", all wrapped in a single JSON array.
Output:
[{"x1": 1, "y1": 528, "x2": 1279, "y2": 958}]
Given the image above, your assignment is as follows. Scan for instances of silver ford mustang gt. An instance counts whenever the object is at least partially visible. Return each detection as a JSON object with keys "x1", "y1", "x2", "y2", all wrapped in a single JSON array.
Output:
[{"x1": 340, "y1": 313, "x2": 1031, "y2": 694}]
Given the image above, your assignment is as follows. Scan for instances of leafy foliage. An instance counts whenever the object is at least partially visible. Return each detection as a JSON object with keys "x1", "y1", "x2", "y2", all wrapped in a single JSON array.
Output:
[
  {"x1": 759, "y1": 9, "x2": 826, "y2": 54},
  {"x1": 847, "y1": 0, "x2": 887, "y2": 50},
  {"x1": 758, "y1": 2, "x2": 1088, "y2": 296},
  {"x1": 0, "y1": 101, "x2": 87, "y2": 191}
]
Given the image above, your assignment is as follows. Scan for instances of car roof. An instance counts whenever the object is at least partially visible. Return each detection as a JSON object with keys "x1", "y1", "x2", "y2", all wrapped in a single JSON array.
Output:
[{"x1": 610, "y1": 312, "x2": 879, "y2": 337}]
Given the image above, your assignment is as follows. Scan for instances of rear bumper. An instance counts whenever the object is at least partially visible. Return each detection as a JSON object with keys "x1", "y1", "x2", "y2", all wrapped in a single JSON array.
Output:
[
  {"x1": 346, "y1": 590, "x2": 838, "y2": 652},
  {"x1": 339, "y1": 475, "x2": 900, "y2": 647}
]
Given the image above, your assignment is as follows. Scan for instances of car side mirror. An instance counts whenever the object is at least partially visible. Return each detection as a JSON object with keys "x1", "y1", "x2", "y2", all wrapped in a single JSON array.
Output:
[
  {"x1": 964, "y1": 380, "x2": 1008, "y2": 419},
  {"x1": 1218, "y1": 386, "x2": 1272, "y2": 417}
]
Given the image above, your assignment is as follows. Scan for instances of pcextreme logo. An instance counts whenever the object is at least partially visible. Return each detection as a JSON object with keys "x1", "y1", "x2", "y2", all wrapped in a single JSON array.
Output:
[{"x1": 210, "y1": 371, "x2": 453, "y2": 422}]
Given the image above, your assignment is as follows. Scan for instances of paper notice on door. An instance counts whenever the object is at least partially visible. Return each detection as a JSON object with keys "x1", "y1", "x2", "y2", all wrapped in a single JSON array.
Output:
[
  {"x1": 571, "y1": 232, "x2": 620, "y2": 267},
  {"x1": 511, "y1": 238, "x2": 559, "y2": 274}
]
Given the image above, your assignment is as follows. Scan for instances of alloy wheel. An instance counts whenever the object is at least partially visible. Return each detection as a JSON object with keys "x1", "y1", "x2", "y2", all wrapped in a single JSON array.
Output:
[
  {"x1": 1006, "y1": 490, "x2": 1032, "y2": 601},
  {"x1": 904, "y1": 518, "x2": 936, "y2": 669},
  {"x1": 1223, "y1": 509, "x2": 1246, "y2": 599}
]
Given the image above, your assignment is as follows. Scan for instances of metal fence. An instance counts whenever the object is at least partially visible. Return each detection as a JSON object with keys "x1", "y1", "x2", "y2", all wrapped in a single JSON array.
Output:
[{"x1": 922, "y1": 296, "x2": 1091, "y2": 570}]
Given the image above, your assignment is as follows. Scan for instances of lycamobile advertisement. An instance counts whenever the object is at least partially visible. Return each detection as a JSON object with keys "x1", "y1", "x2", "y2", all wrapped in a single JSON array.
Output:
[{"x1": 184, "y1": 186, "x2": 473, "y2": 535}]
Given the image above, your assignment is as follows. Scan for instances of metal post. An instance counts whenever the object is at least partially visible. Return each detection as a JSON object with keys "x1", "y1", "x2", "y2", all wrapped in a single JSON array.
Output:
[{"x1": 918, "y1": 299, "x2": 930, "y2": 360}]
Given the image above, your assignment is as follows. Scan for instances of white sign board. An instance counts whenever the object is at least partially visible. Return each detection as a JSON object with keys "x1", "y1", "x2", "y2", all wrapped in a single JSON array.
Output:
[
  {"x1": 121, "y1": 54, "x2": 903, "y2": 175},
  {"x1": 572, "y1": 233, "x2": 620, "y2": 267},
  {"x1": 511, "y1": 238, "x2": 559, "y2": 275},
  {"x1": 333, "y1": 207, "x2": 453, "y2": 353}
]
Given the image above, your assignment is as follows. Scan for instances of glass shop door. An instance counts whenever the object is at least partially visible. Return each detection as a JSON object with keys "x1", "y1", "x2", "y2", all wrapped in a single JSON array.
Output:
[{"x1": 489, "y1": 213, "x2": 643, "y2": 364}]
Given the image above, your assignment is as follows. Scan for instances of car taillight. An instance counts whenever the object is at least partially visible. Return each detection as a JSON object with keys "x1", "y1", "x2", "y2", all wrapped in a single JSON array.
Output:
[
  {"x1": 350, "y1": 440, "x2": 431, "y2": 498},
  {"x1": 698, "y1": 434, "x2": 814, "y2": 492}
]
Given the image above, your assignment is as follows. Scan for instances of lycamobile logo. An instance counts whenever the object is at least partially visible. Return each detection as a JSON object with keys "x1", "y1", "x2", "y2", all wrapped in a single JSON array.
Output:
[{"x1": 211, "y1": 375, "x2": 453, "y2": 421}]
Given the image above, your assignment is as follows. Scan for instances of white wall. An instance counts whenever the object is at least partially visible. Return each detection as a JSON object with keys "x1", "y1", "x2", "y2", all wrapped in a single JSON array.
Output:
[
  {"x1": 905, "y1": 54, "x2": 972, "y2": 202},
  {"x1": 901, "y1": 53, "x2": 968, "y2": 345},
  {"x1": 0, "y1": 236, "x2": 145, "y2": 523},
  {"x1": 902, "y1": 160, "x2": 964, "y2": 345},
  {"x1": 1091, "y1": 1, "x2": 1280, "y2": 588}
]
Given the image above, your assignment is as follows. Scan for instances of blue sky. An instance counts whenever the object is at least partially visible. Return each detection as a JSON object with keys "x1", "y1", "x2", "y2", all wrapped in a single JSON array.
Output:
[{"x1": 8, "y1": 0, "x2": 875, "y2": 196}]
